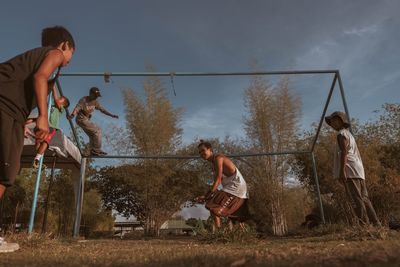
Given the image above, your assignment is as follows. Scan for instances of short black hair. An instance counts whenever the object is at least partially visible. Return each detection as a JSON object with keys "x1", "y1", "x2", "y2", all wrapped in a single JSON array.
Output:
[
  {"x1": 41, "y1": 26, "x2": 75, "y2": 49},
  {"x1": 198, "y1": 139, "x2": 212, "y2": 150}
]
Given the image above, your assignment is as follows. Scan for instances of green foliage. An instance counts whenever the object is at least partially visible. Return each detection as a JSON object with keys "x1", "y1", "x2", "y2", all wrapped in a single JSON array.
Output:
[
  {"x1": 0, "y1": 177, "x2": 27, "y2": 229},
  {"x1": 92, "y1": 165, "x2": 145, "y2": 219},
  {"x1": 295, "y1": 103, "x2": 400, "y2": 225},
  {"x1": 281, "y1": 186, "x2": 314, "y2": 230},
  {"x1": 1, "y1": 167, "x2": 113, "y2": 236},
  {"x1": 94, "y1": 160, "x2": 207, "y2": 236},
  {"x1": 81, "y1": 189, "x2": 115, "y2": 235},
  {"x1": 185, "y1": 218, "x2": 199, "y2": 227},
  {"x1": 50, "y1": 169, "x2": 75, "y2": 235},
  {"x1": 95, "y1": 73, "x2": 209, "y2": 236},
  {"x1": 297, "y1": 224, "x2": 395, "y2": 242},
  {"x1": 0, "y1": 169, "x2": 47, "y2": 233},
  {"x1": 197, "y1": 224, "x2": 258, "y2": 244}
]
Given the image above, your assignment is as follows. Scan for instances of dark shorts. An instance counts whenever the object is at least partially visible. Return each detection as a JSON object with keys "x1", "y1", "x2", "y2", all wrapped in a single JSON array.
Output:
[
  {"x1": 205, "y1": 190, "x2": 248, "y2": 220},
  {"x1": 0, "y1": 109, "x2": 24, "y2": 187}
]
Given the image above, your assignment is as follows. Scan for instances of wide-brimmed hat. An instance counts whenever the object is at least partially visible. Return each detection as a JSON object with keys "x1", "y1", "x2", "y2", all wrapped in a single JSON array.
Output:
[{"x1": 325, "y1": 111, "x2": 350, "y2": 127}]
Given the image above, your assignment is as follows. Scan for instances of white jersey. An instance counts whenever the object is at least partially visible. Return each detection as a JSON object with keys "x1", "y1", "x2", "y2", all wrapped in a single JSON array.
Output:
[
  {"x1": 333, "y1": 129, "x2": 365, "y2": 180},
  {"x1": 221, "y1": 168, "x2": 248, "y2": 199}
]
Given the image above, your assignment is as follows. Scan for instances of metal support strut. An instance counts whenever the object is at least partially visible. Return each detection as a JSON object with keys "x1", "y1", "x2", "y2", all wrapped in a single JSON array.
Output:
[
  {"x1": 28, "y1": 91, "x2": 53, "y2": 233},
  {"x1": 311, "y1": 152, "x2": 326, "y2": 224},
  {"x1": 73, "y1": 158, "x2": 87, "y2": 237}
]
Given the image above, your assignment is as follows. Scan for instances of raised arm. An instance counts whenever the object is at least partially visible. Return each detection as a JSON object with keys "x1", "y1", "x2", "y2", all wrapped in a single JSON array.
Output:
[
  {"x1": 51, "y1": 85, "x2": 63, "y2": 109},
  {"x1": 33, "y1": 49, "x2": 64, "y2": 141},
  {"x1": 96, "y1": 103, "x2": 118, "y2": 118}
]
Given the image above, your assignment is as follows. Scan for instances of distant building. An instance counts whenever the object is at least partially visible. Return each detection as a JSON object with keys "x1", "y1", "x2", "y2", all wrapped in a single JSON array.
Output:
[
  {"x1": 113, "y1": 221, "x2": 143, "y2": 238},
  {"x1": 160, "y1": 219, "x2": 194, "y2": 235}
]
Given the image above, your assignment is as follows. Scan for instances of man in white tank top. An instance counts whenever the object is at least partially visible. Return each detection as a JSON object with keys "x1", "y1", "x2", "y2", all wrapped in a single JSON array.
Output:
[
  {"x1": 326, "y1": 111, "x2": 381, "y2": 226},
  {"x1": 195, "y1": 140, "x2": 249, "y2": 229}
]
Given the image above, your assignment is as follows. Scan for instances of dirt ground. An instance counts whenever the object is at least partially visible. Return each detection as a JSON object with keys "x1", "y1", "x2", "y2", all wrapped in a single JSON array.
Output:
[{"x1": 1, "y1": 231, "x2": 400, "y2": 267}]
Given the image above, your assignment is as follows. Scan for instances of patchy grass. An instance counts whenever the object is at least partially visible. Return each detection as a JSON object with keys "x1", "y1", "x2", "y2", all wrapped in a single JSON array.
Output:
[
  {"x1": 289, "y1": 224, "x2": 394, "y2": 241},
  {"x1": 1, "y1": 228, "x2": 400, "y2": 267},
  {"x1": 197, "y1": 224, "x2": 259, "y2": 244}
]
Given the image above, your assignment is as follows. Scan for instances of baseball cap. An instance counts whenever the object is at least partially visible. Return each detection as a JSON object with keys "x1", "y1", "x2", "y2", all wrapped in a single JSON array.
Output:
[{"x1": 89, "y1": 87, "x2": 102, "y2": 97}]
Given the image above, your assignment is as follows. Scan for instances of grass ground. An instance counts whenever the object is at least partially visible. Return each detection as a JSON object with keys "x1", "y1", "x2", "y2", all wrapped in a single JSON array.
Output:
[{"x1": 1, "y1": 227, "x2": 400, "y2": 267}]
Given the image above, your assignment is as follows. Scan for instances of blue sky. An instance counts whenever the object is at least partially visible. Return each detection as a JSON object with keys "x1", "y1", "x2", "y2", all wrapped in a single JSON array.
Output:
[
  {"x1": 1, "y1": 0, "x2": 399, "y2": 147},
  {"x1": 2, "y1": 0, "x2": 400, "y2": 219}
]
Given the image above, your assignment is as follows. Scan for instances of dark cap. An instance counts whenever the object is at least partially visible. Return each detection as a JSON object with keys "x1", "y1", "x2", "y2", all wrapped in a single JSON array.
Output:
[
  {"x1": 325, "y1": 111, "x2": 350, "y2": 127},
  {"x1": 89, "y1": 87, "x2": 102, "y2": 97}
]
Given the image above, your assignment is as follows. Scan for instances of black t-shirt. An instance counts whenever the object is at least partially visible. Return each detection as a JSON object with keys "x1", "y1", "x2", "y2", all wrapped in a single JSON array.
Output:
[{"x1": 0, "y1": 46, "x2": 57, "y2": 124}]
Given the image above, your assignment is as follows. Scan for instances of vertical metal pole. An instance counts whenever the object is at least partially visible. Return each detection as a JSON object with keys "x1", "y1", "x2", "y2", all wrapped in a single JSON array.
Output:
[
  {"x1": 55, "y1": 79, "x2": 83, "y2": 155},
  {"x1": 311, "y1": 152, "x2": 326, "y2": 224},
  {"x1": 310, "y1": 74, "x2": 337, "y2": 151},
  {"x1": 28, "y1": 92, "x2": 53, "y2": 233},
  {"x1": 73, "y1": 158, "x2": 87, "y2": 238},
  {"x1": 336, "y1": 71, "x2": 353, "y2": 133},
  {"x1": 42, "y1": 156, "x2": 57, "y2": 233}
]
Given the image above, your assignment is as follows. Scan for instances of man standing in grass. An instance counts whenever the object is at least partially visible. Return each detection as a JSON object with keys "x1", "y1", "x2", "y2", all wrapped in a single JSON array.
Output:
[{"x1": 325, "y1": 111, "x2": 381, "y2": 226}]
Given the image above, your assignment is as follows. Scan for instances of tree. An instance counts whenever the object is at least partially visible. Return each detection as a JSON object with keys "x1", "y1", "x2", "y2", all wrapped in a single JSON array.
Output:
[
  {"x1": 95, "y1": 69, "x2": 206, "y2": 236},
  {"x1": 295, "y1": 103, "x2": 400, "y2": 225},
  {"x1": 243, "y1": 75, "x2": 301, "y2": 235},
  {"x1": 93, "y1": 165, "x2": 146, "y2": 220},
  {"x1": 359, "y1": 103, "x2": 400, "y2": 223},
  {"x1": 50, "y1": 169, "x2": 76, "y2": 235},
  {"x1": 295, "y1": 123, "x2": 363, "y2": 225},
  {"x1": 81, "y1": 189, "x2": 115, "y2": 237},
  {"x1": 123, "y1": 67, "x2": 183, "y2": 155},
  {"x1": 0, "y1": 176, "x2": 27, "y2": 233}
]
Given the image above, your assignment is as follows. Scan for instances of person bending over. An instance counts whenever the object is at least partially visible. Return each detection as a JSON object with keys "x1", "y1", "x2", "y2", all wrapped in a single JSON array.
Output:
[{"x1": 196, "y1": 140, "x2": 249, "y2": 229}]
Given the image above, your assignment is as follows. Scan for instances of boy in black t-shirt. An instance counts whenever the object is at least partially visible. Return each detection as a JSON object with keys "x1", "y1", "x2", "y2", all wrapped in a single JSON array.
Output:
[{"x1": 0, "y1": 26, "x2": 75, "y2": 252}]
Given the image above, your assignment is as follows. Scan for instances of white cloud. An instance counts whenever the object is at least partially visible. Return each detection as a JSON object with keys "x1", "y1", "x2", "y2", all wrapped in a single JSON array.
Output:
[
  {"x1": 344, "y1": 24, "x2": 378, "y2": 36},
  {"x1": 181, "y1": 106, "x2": 245, "y2": 143},
  {"x1": 294, "y1": 43, "x2": 334, "y2": 69},
  {"x1": 182, "y1": 108, "x2": 219, "y2": 130}
]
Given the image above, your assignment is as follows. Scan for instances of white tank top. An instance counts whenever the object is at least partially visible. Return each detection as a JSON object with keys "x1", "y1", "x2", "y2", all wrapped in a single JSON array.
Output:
[
  {"x1": 221, "y1": 168, "x2": 248, "y2": 199},
  {"x1": 333, "y1": 129, "x2": 365, "y2": 179}
]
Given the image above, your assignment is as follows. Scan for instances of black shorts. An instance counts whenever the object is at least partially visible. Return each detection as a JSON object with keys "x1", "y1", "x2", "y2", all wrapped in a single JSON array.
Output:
[{"x1": 0, "y1": 109, "x2": 24, "y2": 187}]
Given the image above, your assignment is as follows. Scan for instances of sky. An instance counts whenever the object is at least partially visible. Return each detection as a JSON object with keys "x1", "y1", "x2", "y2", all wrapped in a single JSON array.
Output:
[{"x1": 1, "y1": 0, "x2": 400, "y2": 219}]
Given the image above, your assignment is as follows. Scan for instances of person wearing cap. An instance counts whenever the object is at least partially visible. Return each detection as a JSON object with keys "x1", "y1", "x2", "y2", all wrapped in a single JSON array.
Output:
[
  {"x1": 68, "y1": 87, "x2": 118, "y2": 156},
  {"x1": 325, "y1": 111, "x2": 381, "y2": 226}
]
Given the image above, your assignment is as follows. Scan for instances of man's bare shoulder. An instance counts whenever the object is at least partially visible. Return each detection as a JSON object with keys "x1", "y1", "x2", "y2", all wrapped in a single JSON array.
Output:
[
  {"x1": 214, "y1": 153, "x2": 227, "y2": 160},
  {"x1": 215, "y1": 153, "x2": 235, "y2": 164}
]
